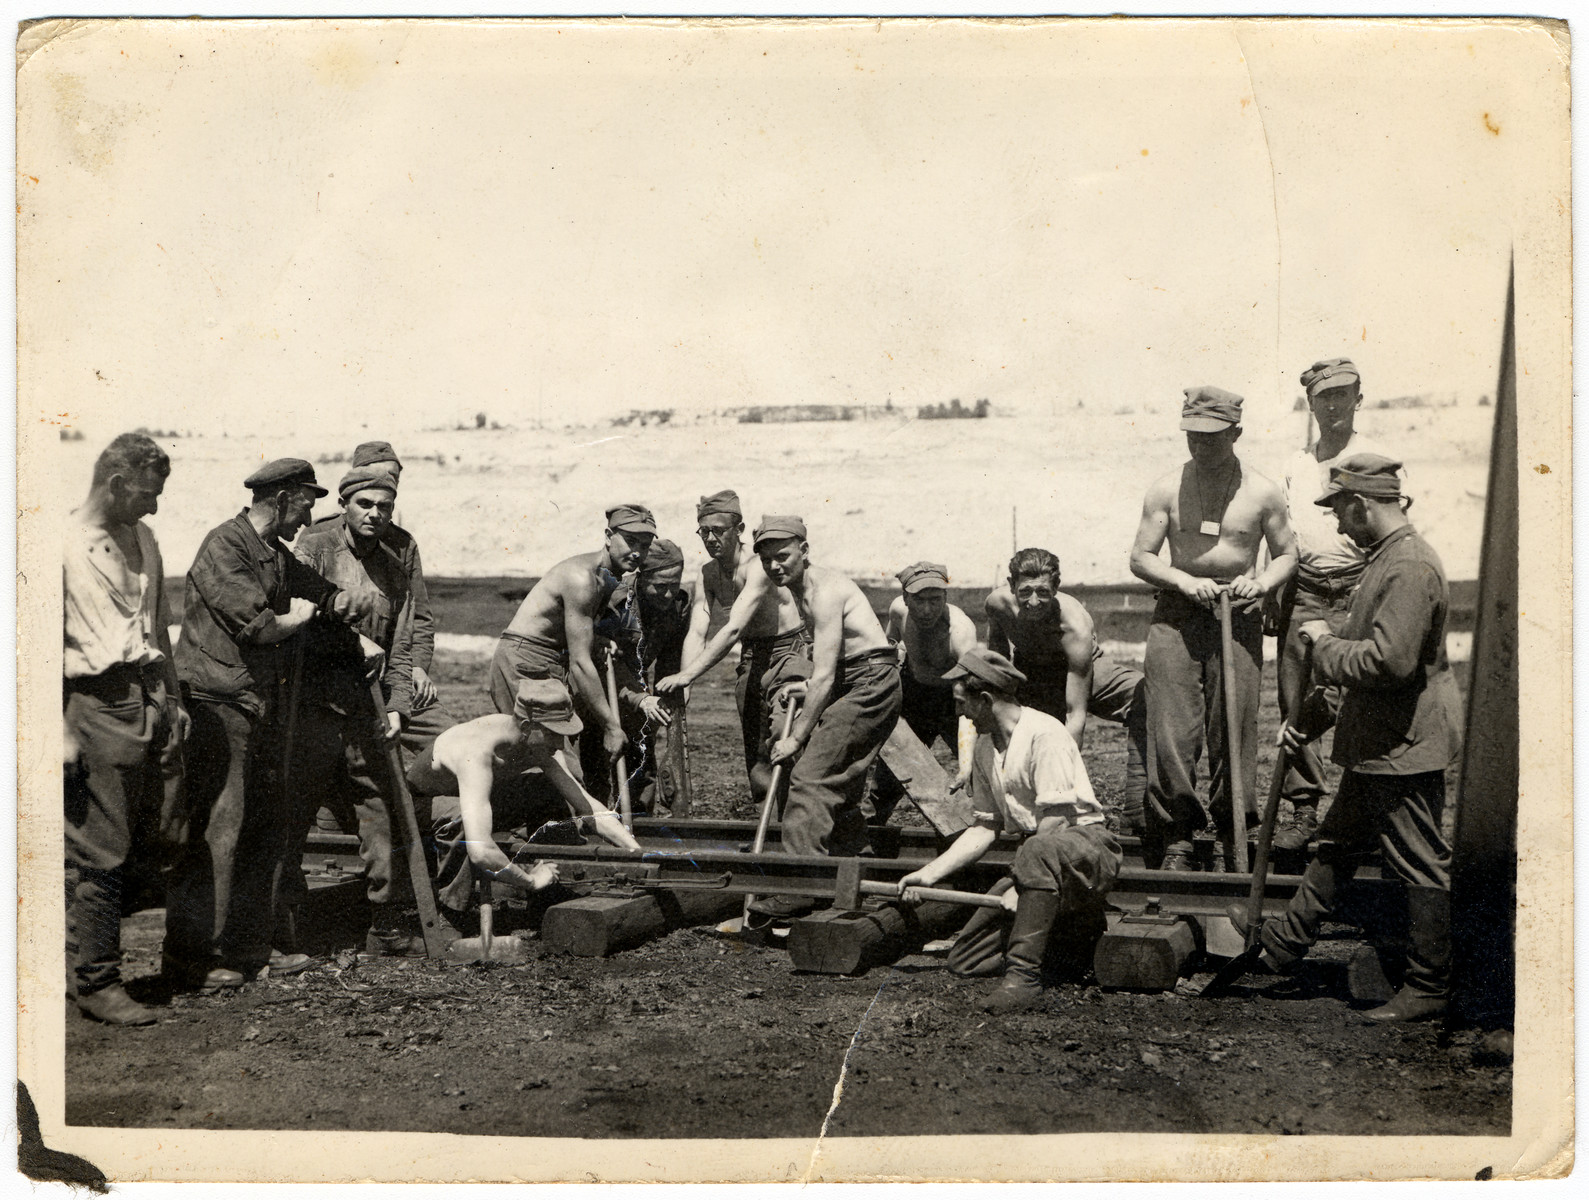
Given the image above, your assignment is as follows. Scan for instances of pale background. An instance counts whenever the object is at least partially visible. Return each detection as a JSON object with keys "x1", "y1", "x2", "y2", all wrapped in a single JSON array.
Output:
[{"x1": 13, "y1": 14, "x2": 1575, "y2": 1187}]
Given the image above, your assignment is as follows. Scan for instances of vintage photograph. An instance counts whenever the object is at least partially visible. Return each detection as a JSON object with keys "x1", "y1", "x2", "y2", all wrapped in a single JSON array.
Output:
[{"x1": 15, "y1": 15, "x2": 1571, "y2": 1185}]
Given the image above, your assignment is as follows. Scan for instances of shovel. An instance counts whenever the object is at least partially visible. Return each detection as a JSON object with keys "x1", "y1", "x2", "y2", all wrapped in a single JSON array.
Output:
[
  {"x1": 603, "y1": 645, "x2": 634, "y2": 830},
  {"x1": 1201, "y1": 641, "x2": 1313, "y2": 997},
  {"x1": 725, "y1": 695, "x2": 800, "y2": 935},
  {"x1": 446, "y1": 872, "x2": 528, "y2": 965},
  {"x1": 1217, "y1": 588, "x2": 1249, "y2": 874}
]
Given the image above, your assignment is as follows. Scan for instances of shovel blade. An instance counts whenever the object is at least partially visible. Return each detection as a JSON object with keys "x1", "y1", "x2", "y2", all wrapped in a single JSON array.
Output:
[{"x1": 1199, "y1": 944, "x2": 1262, "y2": 998}]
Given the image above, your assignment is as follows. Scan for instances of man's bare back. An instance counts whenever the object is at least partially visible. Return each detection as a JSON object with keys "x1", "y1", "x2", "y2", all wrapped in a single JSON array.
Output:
[{"x1": 504, "y1": 551, "x2": 620, "y2": 646}]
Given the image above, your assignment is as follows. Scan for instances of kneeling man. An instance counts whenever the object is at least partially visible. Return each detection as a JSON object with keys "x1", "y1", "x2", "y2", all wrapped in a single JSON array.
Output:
[
  {"x1": 406, "y1": 678, "x2": 642, "y2": 914},
  {"x1": 898, "y1": 649, "x2": 1122, "y2": 1014}
]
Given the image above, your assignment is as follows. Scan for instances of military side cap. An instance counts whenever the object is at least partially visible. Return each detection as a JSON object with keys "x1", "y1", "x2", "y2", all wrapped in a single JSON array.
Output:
[
  {"x1": 753, "y1": 514, "x2": 807, "y2": 548},
  {"x1": 338, "y1": 463, "x2": 398, "y2": 501},
  {"x1": 244, "y1": 458, "x2": 327, "y2": 496},
  {"x1": 897, "y1": 561, "x2": 950, "y2": 593},
  {"x1": 1315, "y1": 452, "x2": 1405, "y2": 505},
  {"x1": 696, "y1": 489, "x2": 742, "y2": 520},
  {"x1": 1300, "y1": 358, "x2": 1361, "y2": 397},
  {"x1": 350, "y1": 440, "x2": 402, "y2": 469},
  {"x1": 513, "y1": 677, "x2": 584, "y2": 736},
  {"x1": 605, "y1": 503, "x2": 658, "y2": 535},
  {"x1": 943, "y1": 647, "x2": 1028, "y2": 693},
  {"x1": 641, "y1": 537, "x2": 685, "y2": 583},
  {"x1": 1180, "y1": 386, "x2": 1244, "y2": 432}
]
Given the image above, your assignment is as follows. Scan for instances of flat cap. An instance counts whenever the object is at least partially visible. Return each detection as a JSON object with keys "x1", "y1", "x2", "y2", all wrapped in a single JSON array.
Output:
[
  {"x1": 605, "y1": 503, "x2": 658, "y2": 535},
  {"x1": 1300, "y1": 358, "x2": 1361, "y2": 398},
  {"x1": 513, "y1": 677, "x2": 584, "y2": 736},
  {"x1": 753, "y1": 514, "x2": 807, "y2": 548},
  {"x1": 640, "y1": 537, "x2": 685, "y2": 583},
  {"x1": 350, "y1": 440, "x2": 402, "y2": 469},
  {"x1": 244, "y1": 458, "x2": 327, "y2": 497},
  {"x1": 338, "y1": 464, "x2": 399, "y2": 501},
  {"x1": 696, "y1": 489, "x2": 742, "y2": 520},
  {"x1": 1314, "y1": 452, "x2": 1405, "y2": 505},
  {"x1": 943, "y1": 647, "x2": 1028, "y2": 694},
  {"x1": 1180, "y1": 386, "x2": 1244, "y2": 432},
  {"x1": 897, "y1": 561, "x2": 950, "y2": 593}
]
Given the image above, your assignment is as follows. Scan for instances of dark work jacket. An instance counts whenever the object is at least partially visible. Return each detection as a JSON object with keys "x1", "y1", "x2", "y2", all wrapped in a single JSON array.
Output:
[
  {"x1": 175, "y1": 511, "x2": 349, "y2": 716},
  {"x1": 309, "y1": 512, "x2": 434, "y2": 675},
  {"x1": 294, "y1": 515, "x2": 415, "y2": 720},
  {"x1": 1309, "y1": 524, "x2": 1463, "y2": 775}
]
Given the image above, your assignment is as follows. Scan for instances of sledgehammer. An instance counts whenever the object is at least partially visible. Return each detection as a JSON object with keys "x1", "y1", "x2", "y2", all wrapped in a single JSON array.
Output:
[{"x1": 832, "y1": 858, "x2": 1006, "y2": 913}]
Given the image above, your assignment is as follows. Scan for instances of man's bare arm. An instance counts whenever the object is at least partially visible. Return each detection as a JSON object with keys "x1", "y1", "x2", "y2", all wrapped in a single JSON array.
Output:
[
  {"x1": 985, "y1": 596, "x2": 1013, "y2": 659},
  {"x1": 561, "y1": 573, "x2": 623, "y2": 750},
  {"x1": 780, "y1": 582, "x2": 843, "y2": 751},
  {"x1": 1059, "y1": 612, "x2": 1095, "y2": 749},
  {"x1": 452, "y1": 755, "x2": 558, "y2": 888},
  {"x1": 1129, "y1": 477, "x2": 1219, "y2": 603},
  {"x1": 680, "y1": 569, "x2": 714, "y2": 669},
  {"x1": 659, "y1": 567, "x2": 770, "y2": 690}
]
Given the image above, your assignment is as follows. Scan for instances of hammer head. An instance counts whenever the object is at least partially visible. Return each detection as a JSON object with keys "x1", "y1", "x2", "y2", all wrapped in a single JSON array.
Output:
[{"x1": 832, "y1": 858, "x2": 863, "y2": 912}]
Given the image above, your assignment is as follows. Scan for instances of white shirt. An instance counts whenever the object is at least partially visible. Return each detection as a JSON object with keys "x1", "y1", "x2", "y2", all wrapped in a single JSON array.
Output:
[
  {"x1": 1281, "y1": 433, "x2": 1409, "y2": 577},
  {"x1": 971, "y1": 707, "x2": 1102, "y2": 836},
  {"x1": 64, "y1": 519, "x2": 167, "y2": 680}
]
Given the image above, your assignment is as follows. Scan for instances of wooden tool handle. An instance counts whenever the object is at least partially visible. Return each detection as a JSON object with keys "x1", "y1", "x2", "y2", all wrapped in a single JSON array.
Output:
[
  {"x1": 866, "y1": 881, "x2": 1006, "y2": 910},
  {"x1": 1217, "y1": 590, "x2": 1249, "y2": 873},
  {"x1": 368, "y1": 677, "x2": 450, "y2": 959},
  {"x1": 744, "y1": 699, "x2": 800, "y2": 922},
  {"x1": 602, "y1": 646, "x2": 633, "y2": 830}
]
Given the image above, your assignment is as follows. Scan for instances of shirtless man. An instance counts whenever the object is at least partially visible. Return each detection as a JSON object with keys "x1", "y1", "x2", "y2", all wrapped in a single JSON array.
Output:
[
  {"x1": 985, "y1": 547, "x2": 1149, "y2": 834},
  {"x1": 739, "y1": 516, "x2": 902, "y2": 911},
  {"x1": 872, "y1": 561, "x2": 978, "y2": 822},
  {"x1": 1129, "y1": 386, "x2": 1298, "y2": 871},
  {"x1": 487, "y1": 504, "x2": 656, "y2": 768},
  {"x1": 405, "y1": 677, "x2": 641, "y2": 914},
  {"x1": 668, "y1": 489, "x2": 807, "y2": 797}
]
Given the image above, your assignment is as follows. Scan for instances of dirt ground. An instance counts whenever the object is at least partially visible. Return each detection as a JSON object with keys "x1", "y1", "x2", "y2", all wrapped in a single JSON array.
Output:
[{"x1": 65, "y1": 650, "x2": 1510, "y2": 1148}]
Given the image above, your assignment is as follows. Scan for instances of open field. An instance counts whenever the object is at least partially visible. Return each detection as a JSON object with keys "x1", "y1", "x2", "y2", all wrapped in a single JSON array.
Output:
[
  {"x1": 65, "y1": 638, "x2": 1503, "y2": 1145},
  {"x1": 55, "y1": 399, "x2": 1494, "y2": 588}
]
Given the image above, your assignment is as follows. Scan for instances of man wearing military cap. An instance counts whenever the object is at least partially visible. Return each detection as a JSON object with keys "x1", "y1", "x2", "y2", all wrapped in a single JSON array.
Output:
[
  {"x1": 1232, "y1": 453, "x2": 1462, "y2": 1023},
  {"x1": 280, "y1": 463, "x2": 433, "y2": 956},
  {"x1": 165, "y1": 457, "x2": 376, "y2": 988},
  {"x1": 734, "y1": 517, "x2": 902, "y2": 910},
  {"x1": 1271, "y1": 359, "x2": 1409, "y2": 852},
  {"x1": 664, "y1": 489, "x2": 808, "y2": 800},
  {"x1": 1129, "y1": 387, "x2": 1298, "y2": 871},
  {"x1": 898, "y1": 648, "x2": 1121, "y2": 1013},
  {"x1": 873, "y1": 561, "x2": 978, "y2": 822},
  {"x1": 489, "y1": 503, "x2": 656, "y2": 773}
]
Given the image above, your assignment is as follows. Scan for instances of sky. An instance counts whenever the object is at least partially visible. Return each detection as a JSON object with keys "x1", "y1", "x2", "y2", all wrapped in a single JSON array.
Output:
[{"x1": 18, "y1": 19, "x2": 1550, "y2": 443}]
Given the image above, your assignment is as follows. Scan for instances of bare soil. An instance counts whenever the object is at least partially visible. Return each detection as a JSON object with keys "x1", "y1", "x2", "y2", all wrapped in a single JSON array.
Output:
[{"x1": 66, "y1": 652, "x2": 1510, "y2": 1145}]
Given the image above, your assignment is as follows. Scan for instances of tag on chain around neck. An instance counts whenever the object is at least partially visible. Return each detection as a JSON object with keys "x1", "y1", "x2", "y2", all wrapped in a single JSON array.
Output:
[{"x1": 1199, "y1": 520, "x2": 1221, "y2": 537}]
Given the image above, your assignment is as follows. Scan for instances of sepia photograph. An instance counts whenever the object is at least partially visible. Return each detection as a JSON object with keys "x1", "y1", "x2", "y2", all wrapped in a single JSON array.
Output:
[{"x1": 14, "y1": 14, "x2": 1573, "y2": 1185}]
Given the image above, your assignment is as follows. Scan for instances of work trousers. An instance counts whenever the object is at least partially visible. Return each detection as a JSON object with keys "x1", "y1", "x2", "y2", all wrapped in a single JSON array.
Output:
[
  {"x1": 871, "y1": 670, "x2": 960, "y2": 823},
  {"x1": 64, "y1": 666, "x2": 184, "y2": 996},
  {"x1": 1262, "y1": 769, "x2": 1451, "y2": 975},
  {"x1": 782, "y1": 655, "x2": 902, "y2": 858},
  {"x1": 1276, "y1": 576, "x2": 1355, "y2": 809},
  {"x1": 947, "y1": 822, "x2": 1122, "y2": 977},
  {"x1": 278, "y1": 702, "x2": 402, "y2": 933},
  {"x1": 416, "y1": 777, "x2": 566, "y2": 911},
  {"x1": 735, "y1": 630, "x2": 809, "y2": 785},
  {"x1": 1143, "y1": 591, "x2": 1261, "y2": 849},
  {"x1": 164, "y1": 698, "x2": 282, "y2": 972},
  {"x1": 1013, "y1": 655, "x2": 1150, "y2": 831},
  {"x1": 487, "y1": 631, "x2": 568, "y2": 715}
]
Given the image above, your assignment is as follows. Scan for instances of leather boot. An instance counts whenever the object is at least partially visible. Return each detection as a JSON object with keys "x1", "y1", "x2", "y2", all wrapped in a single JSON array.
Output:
[
  {"x1": 1271, "y1": 804, "x2": 1319, "y2": 853},
  {"x1": 982, "y1": 888, "x2": 1061, "y2": 1015},
  {"x1": 1367, "y1": 885, "x2": 1450, "y2": 1023},
  {"x1": 364, "y1": 904, "x2": 428, "y2": 957},
  {"x1": 77, "y1": 984, "x2": 157, "y2": 1026}
]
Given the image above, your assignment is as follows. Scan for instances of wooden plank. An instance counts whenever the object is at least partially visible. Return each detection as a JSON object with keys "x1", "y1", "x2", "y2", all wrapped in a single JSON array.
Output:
[
  {"x1": 541, "y1": 889, "x2": 742, "y2": 958},
  {"x1": 876, "y1": 722, "x2": 974, "y2": 838},
  {"x1": 786, "y1": 899, "x2": 967, "y2": 975}
]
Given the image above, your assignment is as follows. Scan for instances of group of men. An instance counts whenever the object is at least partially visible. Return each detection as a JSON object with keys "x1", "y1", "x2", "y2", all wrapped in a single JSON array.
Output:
[{"x1": 62, "y1": 355, "x2": 1464, "y2": 1028}]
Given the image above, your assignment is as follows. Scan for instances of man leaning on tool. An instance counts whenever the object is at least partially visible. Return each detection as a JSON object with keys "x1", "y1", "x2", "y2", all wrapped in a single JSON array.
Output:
[
  {"x1": 283, "y1": 463, "x2": 429, "y2": 957},
  {"x1": 488, "y1": 503, "x2": 657, "y2": 771},
  {"x1": 1129, "y1": 386, "x2": 1297, "y2": 871},
  {"x1": 1271, "y1": 360, "x2": 1408, "y2": 852},
  {"x1": 164, "y1": 458, "x2": 374, "y2": 990},
  {"x1": 63, "y1": 434, "x2": 187, "y2": 1024},
  {"x1": 1231, "y1": 454, "x2": 1462, "y2": 1023},
  {"x1": 668, "y1": 488, "x2": 808, "y2": 799},
  {"x1": 897, "y1": 648, "x2": 1121, "y2": 1014},
  {"x1": 747, "y1": 515, "x2": 902, "y2": 912}
]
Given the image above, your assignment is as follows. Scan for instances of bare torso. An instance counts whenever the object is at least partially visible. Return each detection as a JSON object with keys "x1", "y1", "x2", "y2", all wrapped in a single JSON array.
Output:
[
  {"x1": 504, "y1": 551, "x2": 620, "y2": 644},
  {"x1": 793, "y1": 565, "x2": 891, "y2": 660},
  {"x1": 985, "y1": 587, "x2": 1099, "y2": 667},
  {"x1": 887, "y1": 598, "x2": 977, "y2": 685},
  {"x1": 1162, "y1": 459, "x2": 1275, "y2": 579}
]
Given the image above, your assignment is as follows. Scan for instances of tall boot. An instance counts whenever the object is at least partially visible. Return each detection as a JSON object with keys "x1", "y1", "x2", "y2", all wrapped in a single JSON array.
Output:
[
  {"x1": 982, "y1": 888, "x2": 1062, "y2": 1015},
  {"x1": 1367, "y1": 885, "x2": 1450, "y2": 1023}
]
